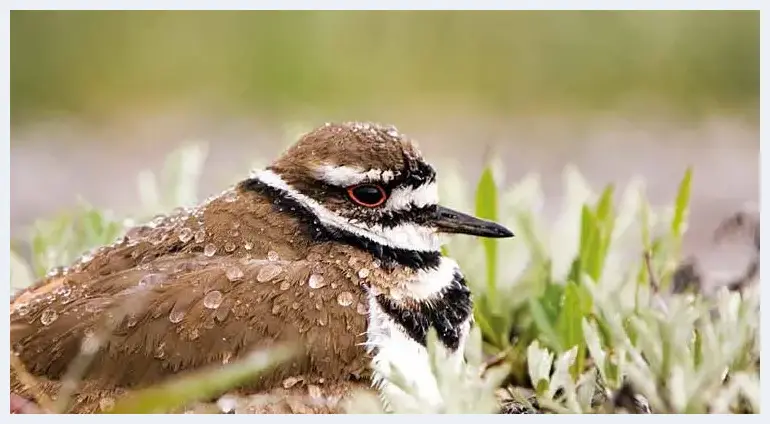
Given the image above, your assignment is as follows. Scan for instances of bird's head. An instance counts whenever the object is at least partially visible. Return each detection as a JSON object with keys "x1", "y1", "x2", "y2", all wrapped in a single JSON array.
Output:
[{"x1": 251, "y1": 122, "x2": 513, "y2": 256}]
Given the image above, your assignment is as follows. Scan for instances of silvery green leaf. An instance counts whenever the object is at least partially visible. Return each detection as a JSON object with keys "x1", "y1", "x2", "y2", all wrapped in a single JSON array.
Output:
[
  {"x1": 575, "y1": 368, "x2": 599, "y2": 411},
  {"x1": 624, "y1": 362, "x2": 665, "y2": 412},
  {"x1": 612, "y1": 176, "x2": 646, "y2": 244},
  {"x1": 169, "y1": 142, "x2": 208, "y2": 207},
  {"x1": 549, "y1": 165, "x2": 593, "y2": 281},
  {"x1": 548, "y1": 346, "x2": 578, "y2": 399},
  {"x1": 667, "y1": 365, "x2": 687, "y2": 412},
  {"x1": 137, "y1": 169, "x2": 161, "y2": 212},
  {"x1": 527, "y1": 340, "x2": 553, "y2": 395},
  {"x1": 10, "y1": 250, "x2": 35, "y2": 294},
  {"x1": 582, "y1": 318, "x2": 606, "y2": 376}
]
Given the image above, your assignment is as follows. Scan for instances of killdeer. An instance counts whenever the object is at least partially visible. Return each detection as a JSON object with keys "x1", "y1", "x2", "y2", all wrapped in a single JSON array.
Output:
[{"x1": 10, "y1": 122, "x2": 513, "y2": 413}]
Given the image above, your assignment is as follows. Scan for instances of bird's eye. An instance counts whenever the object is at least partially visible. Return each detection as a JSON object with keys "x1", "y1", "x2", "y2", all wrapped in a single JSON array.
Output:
[{"x1": 347, "y1": 184, "x2": 387, "y2": 207}]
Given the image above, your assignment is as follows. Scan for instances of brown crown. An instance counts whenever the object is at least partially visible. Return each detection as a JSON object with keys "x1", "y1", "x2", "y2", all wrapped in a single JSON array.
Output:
[{"x1": 270, "y1": 122, "x2": 425, "y2": 185}]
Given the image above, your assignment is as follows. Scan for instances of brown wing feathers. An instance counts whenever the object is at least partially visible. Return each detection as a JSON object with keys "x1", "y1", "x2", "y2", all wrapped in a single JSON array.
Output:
[{"x1": 11, "y1": 254, "x2": 370, "y2": 395}]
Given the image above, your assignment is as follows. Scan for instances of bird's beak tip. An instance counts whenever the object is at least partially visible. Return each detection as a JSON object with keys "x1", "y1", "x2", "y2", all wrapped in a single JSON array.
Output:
[{"x1": 433, "y1": 205, "x2": 514, "y2": 239}]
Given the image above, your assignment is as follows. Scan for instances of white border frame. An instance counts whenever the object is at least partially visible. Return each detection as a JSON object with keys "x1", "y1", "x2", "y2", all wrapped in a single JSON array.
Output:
[{"x1": 2, "y1": 3, "x2": 765, "y2": 421}]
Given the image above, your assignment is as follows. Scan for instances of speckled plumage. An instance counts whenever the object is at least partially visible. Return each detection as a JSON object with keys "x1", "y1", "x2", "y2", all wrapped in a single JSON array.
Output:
[{"x1": 10, "y1": 122, "x2": 513, "y2": 414}]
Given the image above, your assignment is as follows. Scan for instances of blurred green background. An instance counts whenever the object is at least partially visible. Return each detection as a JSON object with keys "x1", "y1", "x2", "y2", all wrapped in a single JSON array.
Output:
[
  {"x1": 10, "y1": 10, "x2": 759, "y2": 272},
  {"x1": 11, "y1": 10, "x2": 759, "y2": 124}
]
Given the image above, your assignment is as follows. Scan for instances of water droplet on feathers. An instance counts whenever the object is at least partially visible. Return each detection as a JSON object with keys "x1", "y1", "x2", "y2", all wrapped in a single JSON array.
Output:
[
  {"x1": 257, "y1": 264, "x2": 282, "y2": 282},
  {"x1": 223, "y1": 190, "x2": 238, "y2": 203},
  {"x1": 139, "y1": 273, "x2": 166, "y2": 287},
  {"x1": 99, "y1": 397, "x2": 115, "y2": 411},
  {"x1": 308, "y1": 274, "x2": 326, "y2": 289},
  {"x1": 178, "y1": 228, "x2": 193, "y2": 242},
  {"x1": 337, "y1": 292, "x2": 354, "y2": 307},
  {"x1": 282, "y1": 376, "x2": 301, "y2": 389},
  {"x1": 40, "y1": 309, "x2": 58, "y2": 325},
  {"x1": 225, "y1": 265, "x2": 244, "y2": 281},
  {"x1": 14, "y1": 302, "x2": 30, "y2": 316},
  {"x1": 203, "y1": 291, "x2": 223, "y2": 309},
  {"x1": 169, "y1": 309, "x2": 185, "y2": 323},
  {"x1": 204, "y1": 244, "x2": 217, "y2": 257}
]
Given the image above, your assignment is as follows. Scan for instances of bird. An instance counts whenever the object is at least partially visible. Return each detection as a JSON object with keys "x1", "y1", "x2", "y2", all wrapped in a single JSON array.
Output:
[{"x1": 10, "y1": 121, "x2": 514, "y2": 414}]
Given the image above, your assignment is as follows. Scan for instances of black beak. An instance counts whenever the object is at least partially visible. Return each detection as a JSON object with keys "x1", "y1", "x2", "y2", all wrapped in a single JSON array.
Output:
[{"x1": 433, "y1": 205, "x2": 514, "y2": 238}]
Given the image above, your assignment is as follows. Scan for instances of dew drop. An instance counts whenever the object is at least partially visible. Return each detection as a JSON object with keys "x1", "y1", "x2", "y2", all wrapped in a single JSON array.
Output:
[
  {"x1": 267, "y1": 250, "x2": 280, "y2": 261},
  {"x1": 291, "y1": 302, "x2": 300, "y2": 310},
  {"x1": 99, "y1": 397, "x2": 115, "y2": 411},
  {"x1": 138, "y1": 273, "x2": 166, "y2": 287},
  {"x1": 46, "y1": 266, "x2": 64, "y2": 278},
  {"x1": 223, "y1": 190, "x2": 239, "y2": 203},
  {"x1": 14, "y1": 303, "x2": 30, "y2": 316},
  {"x1": 194, "y1": 229, "x2": 206, "y2": 243},
  {"x1": 169, "y1": 309, "x2": 185, "y2": 323},
  {"x1": 356, "y1": 302, "x2": 368, "y2": 315},
  {"x1": 80, "y1": 251, "x2": 94, "y2": 264},
  {"x1": 126, "y1": 315, "x2": 138, "y2": 328},
  {"x1": 85, "y1": 301, "x2": 105, "y2": 314},
  {"x1": 244, "y1": 242, "x2": 253, "y2": 251},
  {"x1": 229, "y1": 229, "x2": 240, "y2": 237},
  {"x1": 257, "y1": 264, "x2": 283, "y2": 282},
  {"x1": 215, "y1": 304, "x2": 230, "y2": 322},
  {"x1": 203, "y1": 290, "x2": 223, "y2": 309},
  {"x1": 154, "y1": 342, "x2": 166, "y2": 359},
  {"x1": 358, "y1": 268, "x2": 370, "y2": 279},
  {"x1": 280, "y1": 281, "x2": 291, "y2": 291},
  {"x1": 224, "y1": 241, "x2": 236, "y2": 253},
  {"x1": 308, "y1": 274, "x2": 326, "y2": 289},
  {"x1": 271, "y1": 304, "x2": 281, "y2": 315},
  {"x1": 337, "y1": 292, "x2": 354, "y2": 307},
  {"x1": 178, "y1": 228, "x2": 193, "y2": 243},
  {"x1": 54, "y1": 282, "x2": 72, "y2": 297},
  {"x1": 204, "y1": 243, "x2": 218, "y2": 257},
  {"x1": 40, "y1": 309, "x2": 58, "y2": 325},
  {"x1": 225, "y1": 265, "x2": 244, "y2": 281},
  {"x1": 372, "y1": 260, "x2": 381, "y2": 269},
  {"x1": 282, "y1": 376, "x2": 301, "y2": 389},
  {"x1": 347, "y1": 257, "x2": 358, "y2": 266}
]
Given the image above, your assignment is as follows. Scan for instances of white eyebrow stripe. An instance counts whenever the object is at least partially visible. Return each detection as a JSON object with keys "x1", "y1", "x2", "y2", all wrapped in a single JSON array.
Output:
[
  {"x1": 252, "y1": 169, "x2": 441, "y2": 252},
  {"x1": 386, "y1": 182, "x2": 438, "y2": 211},
  {"x1": 314, "y1": 165, "x2": 438, "y2": 211},
  {"x1": 314, "y1": 164, "x2": 396, "y2": 186}
]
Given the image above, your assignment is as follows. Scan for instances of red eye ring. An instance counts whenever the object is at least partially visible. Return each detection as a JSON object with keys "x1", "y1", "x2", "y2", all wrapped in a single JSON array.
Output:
[{"x1": 346, "y1": 184, "x2": 387, "y2": 207}]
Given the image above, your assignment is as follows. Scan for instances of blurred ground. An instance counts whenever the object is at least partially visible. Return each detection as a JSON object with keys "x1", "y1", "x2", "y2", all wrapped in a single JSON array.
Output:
[{"x1": 10, "y1": 112, "x2": 758, "y2": 283}]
